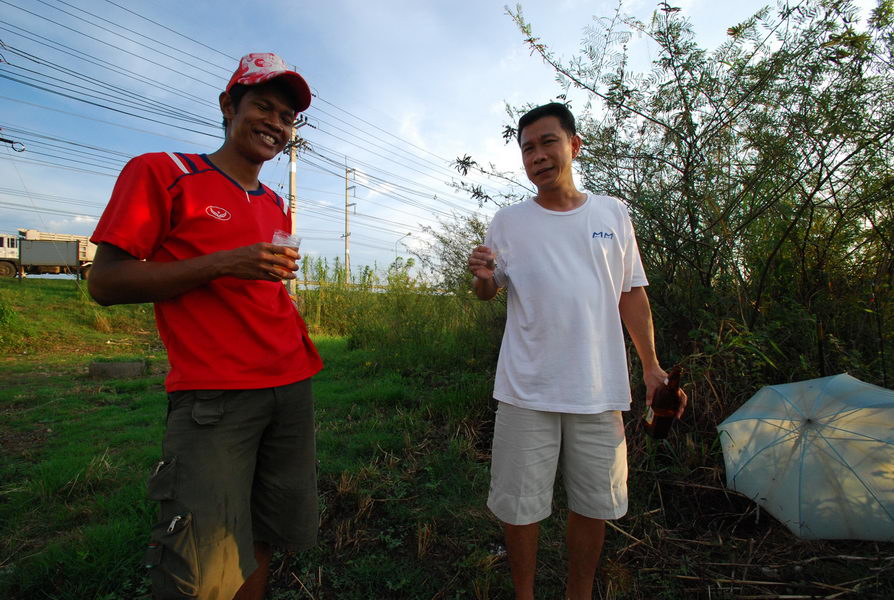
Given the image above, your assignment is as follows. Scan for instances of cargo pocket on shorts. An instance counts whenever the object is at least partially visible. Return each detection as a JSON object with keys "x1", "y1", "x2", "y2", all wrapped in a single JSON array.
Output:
[
  {"x1": 147, "y1": 457, "x2": 178, "y2": 500},
  {"x1": 191, "y1": 390, "x2": 227, "y2": 425},
  {"x1": 144, "y1": 510, "x2": 200, "y2": 598},
  {"x1": 144, "y1": 458, "x2": 200, "y2": 597}
]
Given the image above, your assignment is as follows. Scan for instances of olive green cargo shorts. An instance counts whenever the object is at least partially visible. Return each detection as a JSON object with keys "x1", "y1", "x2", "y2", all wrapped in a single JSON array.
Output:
[{"x1": 143, "y1": 378, "x2": 317, "y2": 599}]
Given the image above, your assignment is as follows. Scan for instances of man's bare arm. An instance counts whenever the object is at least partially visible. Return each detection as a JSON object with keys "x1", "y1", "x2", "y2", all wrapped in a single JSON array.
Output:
[
  {"x1": 619, "y1": 286, "x2": 688, "y2": 416},
  {"x1": 619, "y1": 286, "x2": 665, "y2": 402},
  {"x1": 88, "y1": 242, "x2": 299, "y2": 306}
]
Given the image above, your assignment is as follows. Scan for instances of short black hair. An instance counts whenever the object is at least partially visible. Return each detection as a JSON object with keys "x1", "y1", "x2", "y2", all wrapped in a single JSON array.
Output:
[
  {"x1": 222, "y1": 83, "x2": 249, "y2": 130},
  {"x1": 221, "y1": 80, "x2": 300, "y2": 131},
  {"x1": 517, "y1": 102, "x2": 576, "y2": 144}
]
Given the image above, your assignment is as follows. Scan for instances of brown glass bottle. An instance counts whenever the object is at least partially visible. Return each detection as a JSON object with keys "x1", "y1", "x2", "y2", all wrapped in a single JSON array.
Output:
[{"x1": 643, "y1": 366, "x2": 683, "y2": 439}]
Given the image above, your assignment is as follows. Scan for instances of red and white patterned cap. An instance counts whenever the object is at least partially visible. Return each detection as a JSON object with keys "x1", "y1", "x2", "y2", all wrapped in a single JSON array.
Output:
[{"x1": 226, "y1": 52, "x2": 312, "y2": 112}]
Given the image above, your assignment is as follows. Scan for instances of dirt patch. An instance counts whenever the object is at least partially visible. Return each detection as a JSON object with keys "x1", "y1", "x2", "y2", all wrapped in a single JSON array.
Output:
[{"x1": 0, "y1": 425, "x2": 49, "y2": 461}]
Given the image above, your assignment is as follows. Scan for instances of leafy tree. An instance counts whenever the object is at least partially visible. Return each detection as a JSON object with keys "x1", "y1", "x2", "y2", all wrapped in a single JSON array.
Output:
[
  {"x1": 455, "y1": 0, "x2": 894, "y2": 391},
  {"x1": 410, "y1": 212, "x2": 490, "y2": 292}
]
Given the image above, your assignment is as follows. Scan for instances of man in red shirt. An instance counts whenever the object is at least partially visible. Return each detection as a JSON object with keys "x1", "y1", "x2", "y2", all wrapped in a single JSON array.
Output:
[{"x1": 89, "y1": 53, "x2": 322, "y2": 600}]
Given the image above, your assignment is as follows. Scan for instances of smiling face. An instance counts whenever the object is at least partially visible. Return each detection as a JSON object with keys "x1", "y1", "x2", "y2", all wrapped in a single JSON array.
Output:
[
  {"x1": 219, "y1": 81, "x2": 297, "y2": 164},
  {"x1": 519, "y1": 115, "x2": 581, "y2": 192}
]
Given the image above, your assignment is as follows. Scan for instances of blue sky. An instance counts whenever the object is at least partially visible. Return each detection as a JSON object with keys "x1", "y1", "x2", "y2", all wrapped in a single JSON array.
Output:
[{"x1": 0, "y1": 0, "x2": 877, "y2": 273}]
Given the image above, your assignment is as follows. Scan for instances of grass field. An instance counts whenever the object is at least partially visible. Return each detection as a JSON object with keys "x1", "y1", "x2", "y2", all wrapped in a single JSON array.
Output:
[{"x1": 1, "y1": 279, "x2": 892, "y2": 599}]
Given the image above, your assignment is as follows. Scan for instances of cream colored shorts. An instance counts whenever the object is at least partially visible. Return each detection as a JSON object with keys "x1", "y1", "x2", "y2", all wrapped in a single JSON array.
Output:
[{"x1": 487, "y1": 402, "x2": 628, "y2": 526}]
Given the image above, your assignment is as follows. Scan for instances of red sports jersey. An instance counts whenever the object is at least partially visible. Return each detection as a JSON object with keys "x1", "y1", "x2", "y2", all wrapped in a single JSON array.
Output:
[{"x1": 92, "y1": 152, "x2": 322, "y2": 391}]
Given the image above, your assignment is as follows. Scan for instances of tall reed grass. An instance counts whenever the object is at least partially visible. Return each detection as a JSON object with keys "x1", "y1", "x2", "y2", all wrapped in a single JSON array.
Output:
[{"x1": 297, "y1": 256, "x2": 505, "y2": 379}]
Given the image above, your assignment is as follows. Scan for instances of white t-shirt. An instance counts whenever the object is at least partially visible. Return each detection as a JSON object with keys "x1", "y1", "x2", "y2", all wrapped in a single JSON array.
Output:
[{"x1": 485, "y1": 194, "x2": 648, "y2": 414}]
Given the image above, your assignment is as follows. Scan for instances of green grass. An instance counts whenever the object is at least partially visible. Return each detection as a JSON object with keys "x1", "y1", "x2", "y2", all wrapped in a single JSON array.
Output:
[
  {"x1": 0, "y1": 279, "x2": 506, "y2": 598},
  {"x1": 0, "y1": 334, "x2": 505, "y2": 599},
  {"x1": 0, "y1": 278, "x2": 159, "y2": 356},
  {"x1": 2, "y1": 279, "x2": 893, "y2": 599}
]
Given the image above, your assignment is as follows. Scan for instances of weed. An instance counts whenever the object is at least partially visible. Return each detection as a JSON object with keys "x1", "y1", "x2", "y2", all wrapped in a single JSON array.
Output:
[
  {"x1": 416, "y1": 521, "x2": 434, "y2": 558},
  {"x1": 91, "y1": 309, "x2": 113, "y2": 333}
]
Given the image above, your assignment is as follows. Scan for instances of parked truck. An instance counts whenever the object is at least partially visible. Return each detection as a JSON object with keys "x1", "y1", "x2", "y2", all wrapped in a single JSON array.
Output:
[{"x1": 0, "y1": 229, "x2": 96, "y2": 279}]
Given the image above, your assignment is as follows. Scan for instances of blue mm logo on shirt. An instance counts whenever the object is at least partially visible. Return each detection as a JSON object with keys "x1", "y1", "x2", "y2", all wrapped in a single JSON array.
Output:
[{"x1": 592, "y1": 231, "x2": 614, "y2": 240}]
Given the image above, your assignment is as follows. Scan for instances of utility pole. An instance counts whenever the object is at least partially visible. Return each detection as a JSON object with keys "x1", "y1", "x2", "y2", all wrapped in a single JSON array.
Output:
[
  {"x1": 344, "y1": 166, "x2": 356, "y2": 281},
  {"x1": 288, "y1": 123, "x2": 298, "y2": 295},
  {"x1": 286, "y1": 115, "x2": 309, "y2": 294}
]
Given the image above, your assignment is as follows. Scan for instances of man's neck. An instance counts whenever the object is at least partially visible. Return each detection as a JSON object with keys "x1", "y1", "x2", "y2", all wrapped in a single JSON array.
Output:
[
  {"x1": 207, "y1": 146, "x2": 263, "y2": 191},
  {"x1": 533, "y1": 184, "x2": 587, "y2": 212}
]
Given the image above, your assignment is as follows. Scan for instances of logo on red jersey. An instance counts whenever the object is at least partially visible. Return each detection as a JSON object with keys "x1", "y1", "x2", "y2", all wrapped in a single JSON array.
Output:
[{"x1": 206, "y1": 206, "x2": 231, "y2": 221}]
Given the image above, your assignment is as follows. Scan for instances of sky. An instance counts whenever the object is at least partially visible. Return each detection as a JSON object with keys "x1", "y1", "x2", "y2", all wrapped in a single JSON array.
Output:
[{"x1": 0, "y1": 0, "x2": 879, "y2": 275}]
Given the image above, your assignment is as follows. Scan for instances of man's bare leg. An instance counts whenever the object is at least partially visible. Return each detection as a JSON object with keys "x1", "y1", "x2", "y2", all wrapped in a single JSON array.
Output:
[
  {"x1": 503, "y1": 521, "x2": 540, "y2": 600},
  {"x1": 565, "y1": 511, "x2": 606, "y2": 600},
  {"x1": 233, "y1": 541, "x2": 272, "y2": 600}
]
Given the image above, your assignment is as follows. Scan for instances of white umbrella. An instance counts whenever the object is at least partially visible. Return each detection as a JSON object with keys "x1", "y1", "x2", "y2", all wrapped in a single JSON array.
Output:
[{"x1": 717, "y1": 373, "x2": 894, "y2": 541}]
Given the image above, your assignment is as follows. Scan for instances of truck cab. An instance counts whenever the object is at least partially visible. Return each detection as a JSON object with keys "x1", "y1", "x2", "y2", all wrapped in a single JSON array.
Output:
[{"x1": 0, "y1": 234, "x2": 19, "y2": 277}]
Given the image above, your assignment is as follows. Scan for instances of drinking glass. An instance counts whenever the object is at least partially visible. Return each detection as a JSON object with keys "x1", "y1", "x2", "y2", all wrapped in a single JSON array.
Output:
[{"x1": 272, "y1": 230, "x2": 301, "y2": 250}]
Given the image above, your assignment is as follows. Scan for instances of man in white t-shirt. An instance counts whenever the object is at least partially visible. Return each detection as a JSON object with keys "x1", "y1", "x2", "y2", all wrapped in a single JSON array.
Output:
[{"x1": 467, "y1": 103, "x2": 686, "y2": 600}]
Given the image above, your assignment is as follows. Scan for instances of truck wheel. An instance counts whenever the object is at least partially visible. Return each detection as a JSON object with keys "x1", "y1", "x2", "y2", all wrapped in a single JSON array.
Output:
[
  {"x1": 0, "y1": 261, "x2": 16, "y2": 277},
  {"x1": 79, "y1": 265, "x2": 91, "y2": 280}
]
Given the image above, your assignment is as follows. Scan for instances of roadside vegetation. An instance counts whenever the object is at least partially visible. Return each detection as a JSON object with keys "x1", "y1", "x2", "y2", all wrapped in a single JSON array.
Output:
[{"x1": 2, "y1": 275, "x2": 892, "y2": 599}]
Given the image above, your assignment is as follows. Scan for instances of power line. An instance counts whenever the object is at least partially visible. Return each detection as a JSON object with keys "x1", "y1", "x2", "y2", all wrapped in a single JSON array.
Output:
[
  {"x1": 0, "y1": 21, "x2": 218, "y2": 108},
  {"x1": 308, "y1": 128, "x2": 479, "y2": 213},
  {"x1": 313, "y1": 95, "x2": 468, "y2": 176},
  {"x1": 15, "y1": 139, "x2": 127, "y2": 168},
  {"x1": 309, "y1": 103, "x2": 506, "y2": 196},
  {"x1": 0, "y1": 190, "x2": 407, "y2": 253},
  {"x1": 38, "y1": 2, "x2": 501, "y2": 201},
  {"x1": 2, "y1": 39, "x2": 481, "y2": 220},
  {"x1": 310, "y1": 110, "x2": 469, "y2": 187},
  {"x1": 0, "y1": 73, "x2": 221, "y2": 138},
  {"x1": 0, "y1": 95, "x2": 217, "y2": 146},
  {"x1": 3, "y1": 58, "x2": 217, "y2": 128},
  {"x1": 100, "y1": 0, "x2": 239, "y2": 63},
  {"x1": 0, "y1": 1, "x2": 509, "y2": 257},
  {"x1": 3, "y1": 7, "x2": 499, "y2": 212},
  {"x1": 304, "y1": 151, "x2": 467, "y2": 219},
  {"x1": 81, "y1": 0, "x2": 496, "y2": 199},
  {"x1": 47, "y1": 0, "x2": 232, "y2": 74},
  {"x1": 4, "y1": 148, "x2": 123, "y2": 172},
  {"x1": 0, "y1": 186, "x2": 106, "y2": 207},
  {"x1": 0, "y1": 0, "x2": 223, "y2": 89},
  {"x1": 2, "y1": 125, "x2": 138, "y2": 158},
  {"x1": 0, "y1": 197, "x2": 403, "y2": 255},
  {"x1": 5, "y1": 127, "x2": 448, "y2": 233},
  {"x1": 0, "y1": 199, "x2": 99, "y2": 218},
  {"x1": 1, "y1": 154, "x2": 119, "y2": 177},
  {"x1": 288, "y1": 192, "x2": 430, "y2": 236},
  {"x1": 32, "y1": 0, "x2": 228, "y2": 84},
  {"x1": 297, "y1": 158, "x2": 446, "y2": 231}
]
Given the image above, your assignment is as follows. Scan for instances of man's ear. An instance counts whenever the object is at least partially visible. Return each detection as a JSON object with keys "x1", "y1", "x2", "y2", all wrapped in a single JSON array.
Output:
[
  {"x1": 571, "y1": 134, "x2": 583, "y2": 159},
  {"x1": 219, "y1": 91, "x2": 235, "y2": 123}
]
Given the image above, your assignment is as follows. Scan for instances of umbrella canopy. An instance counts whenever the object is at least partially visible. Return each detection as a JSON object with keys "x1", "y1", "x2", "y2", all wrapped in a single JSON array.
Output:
[{"x1": 717, "y1": 373, "x2": 894, "y2": 541}]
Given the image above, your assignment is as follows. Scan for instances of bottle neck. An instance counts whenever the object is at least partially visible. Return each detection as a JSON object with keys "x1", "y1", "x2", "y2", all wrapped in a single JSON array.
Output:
[{"x1": 666, "y1": 366, "x2": 682, "y2": 390}]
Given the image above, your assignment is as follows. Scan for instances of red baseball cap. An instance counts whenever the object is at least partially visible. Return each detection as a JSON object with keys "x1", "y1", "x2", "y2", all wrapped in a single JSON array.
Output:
[{"x1": 226, "y1": 52, "x2": 312, "y2": 112}]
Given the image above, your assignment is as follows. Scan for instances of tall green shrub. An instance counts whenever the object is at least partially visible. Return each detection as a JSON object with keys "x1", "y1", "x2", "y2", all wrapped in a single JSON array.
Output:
[{"x1": 458, "y1": 1, "x2": 893, "y2": 401}]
